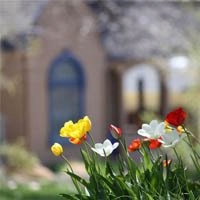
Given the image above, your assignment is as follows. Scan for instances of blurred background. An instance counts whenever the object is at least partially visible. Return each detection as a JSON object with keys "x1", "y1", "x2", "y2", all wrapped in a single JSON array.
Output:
[{"x1": 0, "y1": 0, "x2": 200, "y2": 199}]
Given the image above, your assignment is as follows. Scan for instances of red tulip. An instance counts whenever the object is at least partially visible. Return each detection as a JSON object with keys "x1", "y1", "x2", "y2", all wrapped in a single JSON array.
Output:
[
  {"x1": 128, "y1": 139, "x2": 141, "y2": 152},
  {"x1": 110, "y1": 124, "x2": 122, "y2": 139},
  {"x1": 165, "y1": 107, "x2": 186, "y2": 127}
]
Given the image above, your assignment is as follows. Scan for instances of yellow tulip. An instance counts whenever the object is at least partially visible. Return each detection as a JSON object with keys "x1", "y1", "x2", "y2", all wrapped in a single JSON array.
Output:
[
  {"x1": 64, "y1": 120, "x2": 74, "y2": 129},
  {"x1": 51, "y1": 143, "x2": 63, "y2": 156},
  {"x1": 59, "y1": 116, "x2": 92, "y2": 140},
  {"x1": 60, "y1": 127, "x2": 70, "y2": 137},
  {"x1": 68, "y1": 123, "x2": 85, "y2": 139},
  {"x1": 69, "y1": 134, "x2": 87, "y2": 145},
  {"x1": 60, "y1": 121, "x2": 74, "y2": 138},
  {"x1": 78, "y1": 116, "x2": 91, "y2": 133}
]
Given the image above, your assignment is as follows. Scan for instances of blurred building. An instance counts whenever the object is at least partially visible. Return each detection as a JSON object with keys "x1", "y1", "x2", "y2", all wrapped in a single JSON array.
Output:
[{"x1": 1, "y1": 0, "x2": 200, "y2": 164}]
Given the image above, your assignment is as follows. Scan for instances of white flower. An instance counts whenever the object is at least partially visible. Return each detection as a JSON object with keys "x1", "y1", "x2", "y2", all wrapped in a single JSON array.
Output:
[
  {"x1": 158, "y1": 129, "x2": 186, "y2": 148},
  {"x1": 91, "y1": 139, "x2": 119, "y2": 157},
  {"x1": 138, "y1": 120, "x2": 165, "y2": 139}
]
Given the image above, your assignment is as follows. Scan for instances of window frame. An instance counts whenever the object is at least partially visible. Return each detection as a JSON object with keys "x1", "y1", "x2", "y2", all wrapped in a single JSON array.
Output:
[{"x1": 48, "y1": 50, "x2": 85, "y2": 145}]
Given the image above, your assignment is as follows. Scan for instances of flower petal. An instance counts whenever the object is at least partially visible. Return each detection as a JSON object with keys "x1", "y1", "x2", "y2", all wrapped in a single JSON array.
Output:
[
  {"x1": 91, "y1": 147, "x2": 103, "y2": 156},
  {"x1": 94, "y1": 143, "x2": 103, "y2": 149},
  {"x1": 150, "y1": 120, "x2": 158, "y2": 130},
  {"x1": 159, "y1": 129, "x2": 181, "y2": 147},
  {"x1": 154, "y1": 122, "x2": 165, "y2": 138},
  {"x1": 112, "y1": 142, "x2": 119, "y2": 150},
  {"x1": 142, "y1": 124, "x2": 151, "y2": 132},
  {"x1": 104, "y1": 146, "x2": 113, "y2": 156},
  {"x1": 138, "y1": 129, "x2": 150, "y2": 138},
  {"x1": 103, "y1": 139, "x2": 112, "y2": 148}
]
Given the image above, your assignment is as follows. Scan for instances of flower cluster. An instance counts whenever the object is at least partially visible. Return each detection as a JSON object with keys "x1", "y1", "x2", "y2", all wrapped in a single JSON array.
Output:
[
  {"x1": 50, "y1": 107, "x2": 200, "y2": 199},
  {"x1": 51, "y1": 107, "x2": 187, "y2": 157},
  {"x1": 128, "y1": 107, "x2": 187, "y2": 152},
  {"x1": 51, "y1": 119, "x2": 121, "y2": 157}
]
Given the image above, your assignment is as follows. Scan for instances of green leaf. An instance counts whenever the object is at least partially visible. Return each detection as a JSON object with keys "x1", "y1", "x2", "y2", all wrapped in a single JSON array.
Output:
[
  {"x1": 188, "y1": 191, "x2": 195, "y2": 200},
  {"x1": 141, "y1": 146, "x2": 152, "y2": 171},
  {"x1": 106, "y1": 161, "x2": 114, "y2": 176},
  {"x1": 67, "y1": 171, "x2": 89, "y2": 188},
  {"x1": 80, "y1": 149, "x2": 91, "y2": 173},
  {"x1": 191, "y1": 155, "x2": 200, "y2": 174}
]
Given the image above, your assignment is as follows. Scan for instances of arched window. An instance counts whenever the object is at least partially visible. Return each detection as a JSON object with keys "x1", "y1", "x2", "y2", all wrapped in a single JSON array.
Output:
[
  {"x1": 123, "y1": 64, "x2": 160, "y2": 113},
  {"x1": 122, "y1": 64, "x2": 161, "y2": 134},
  {"x1": 48, "y1": 50, "x2": 85, "y2": 144}
]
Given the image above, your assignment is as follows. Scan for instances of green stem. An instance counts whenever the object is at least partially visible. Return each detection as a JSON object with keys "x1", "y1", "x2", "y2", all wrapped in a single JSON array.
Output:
[
  {"x1": 88, "y1": 132, "x2": 95, "y2": 145},
  {"x1": 84, "y1": 141, "x2": 101, "y2": 173},
  {"x1": 173, "y1": 139, "x2": 190, "y2": 193},
  {"x1": 183, "y1": 126, "x2": 200, "y2": 144},
  {"x1": 61, "y1": 154, "x2": 82, "y2": 195},
  {"x1": 103, "y1": 149, "x2": 108, "y2": 175},
  {"x1": 183, "y1": 126, "x2": 200, "y2": 158},
  {"x1": 173, "y1": 147, "x2": 180, "y2": 162},
  {"x1": 83, "y1": 141, "x2": 91, "y2": 156},
  {"x1": 119, "y1": 140, "x2": 128, "y2": 159},
  {"x1": 119, "y1": 139, "x2": 132, "y2": 173}
]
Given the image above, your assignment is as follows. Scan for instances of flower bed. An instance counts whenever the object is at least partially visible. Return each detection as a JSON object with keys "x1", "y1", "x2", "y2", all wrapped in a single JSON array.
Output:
[{"x1": 51, "y1": 108, "x2": 200, "y2": 199}]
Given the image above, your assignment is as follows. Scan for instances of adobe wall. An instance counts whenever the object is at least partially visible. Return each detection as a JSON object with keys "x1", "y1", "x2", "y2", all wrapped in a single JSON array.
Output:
[{"x1": 26, "y1": 0, "x2": 107, "y2": 163}]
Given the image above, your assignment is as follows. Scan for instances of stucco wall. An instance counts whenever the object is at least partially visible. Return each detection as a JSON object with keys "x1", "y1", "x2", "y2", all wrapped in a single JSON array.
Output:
[{"x1": 26, "y1": 0, "x2": 107, "y2": 163}]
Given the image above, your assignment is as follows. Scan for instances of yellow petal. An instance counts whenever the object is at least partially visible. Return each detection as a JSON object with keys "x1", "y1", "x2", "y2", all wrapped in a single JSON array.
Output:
[
  {"x1": 60, "y1": 127, "x2": 70, "y2": 137},
  {"x1": 69, "y1": 125, "x2": 85, "y2": 139},
  {"x1": 51, "y1": 143, "x2": 63, "y2": 156},
  {"x1": 83, "y1": 116, "x2": 92, "y2": 132},
  {"x1": 177, "y1": 126, "x2": 184, "y2": 134},
  {"x1": 64, "y1": 120, "x2": 74, "y2": 128}
]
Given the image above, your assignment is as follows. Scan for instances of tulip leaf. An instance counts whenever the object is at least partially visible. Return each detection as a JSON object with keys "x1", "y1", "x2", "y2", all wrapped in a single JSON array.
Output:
[{"x1": 66, "y1": 171, "x2": 89, "y2": 188}]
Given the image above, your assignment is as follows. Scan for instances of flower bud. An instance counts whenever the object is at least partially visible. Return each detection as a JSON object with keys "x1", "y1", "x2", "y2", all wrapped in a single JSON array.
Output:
[
  {"x1": 51, "y1": 143, "x2": 63, "y2": 156},
  {"x1": 109, "y1": 124, "x2": 122, "y2": 139}
]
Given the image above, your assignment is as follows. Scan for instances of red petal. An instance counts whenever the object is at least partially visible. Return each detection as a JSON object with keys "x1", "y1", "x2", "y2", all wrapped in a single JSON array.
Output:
[
  {"x1": 128, "y1": 138, "x2": 141, "y2": 152},
  {"x1": 149, "y1": 139, "x2": 162, "y2": 149},
  {"x1": 165, "y1": 107, "x2": 186, "y2": 127}
]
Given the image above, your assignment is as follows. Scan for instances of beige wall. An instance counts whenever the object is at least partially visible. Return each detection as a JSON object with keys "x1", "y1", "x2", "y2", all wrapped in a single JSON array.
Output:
[
  {"x1": 26, "y1": 0, "x2": 107, "y2": 163},
  {"x1": 1, "y1": 51, "x2": 27, "y2": 143}
]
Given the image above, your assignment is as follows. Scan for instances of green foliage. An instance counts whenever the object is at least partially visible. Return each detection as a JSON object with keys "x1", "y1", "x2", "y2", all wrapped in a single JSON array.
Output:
[
  {"x1": 60, "y1": 140, "x2": 200, "y2": 200},
  {"x1": 0, "y1": 138, "x2": 39, "y2": 172}
]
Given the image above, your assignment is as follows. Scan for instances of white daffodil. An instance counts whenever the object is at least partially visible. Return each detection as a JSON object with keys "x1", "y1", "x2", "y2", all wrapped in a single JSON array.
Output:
[
  {"x1": 91, "y1": 139, "x2": 119, "y2": 157},
  {"x1": 158, "y1": 129, "x2": 186, "y2": 148},
  {"x1": 138, "y1": 120, "x2": 165, "y2": 139}
]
